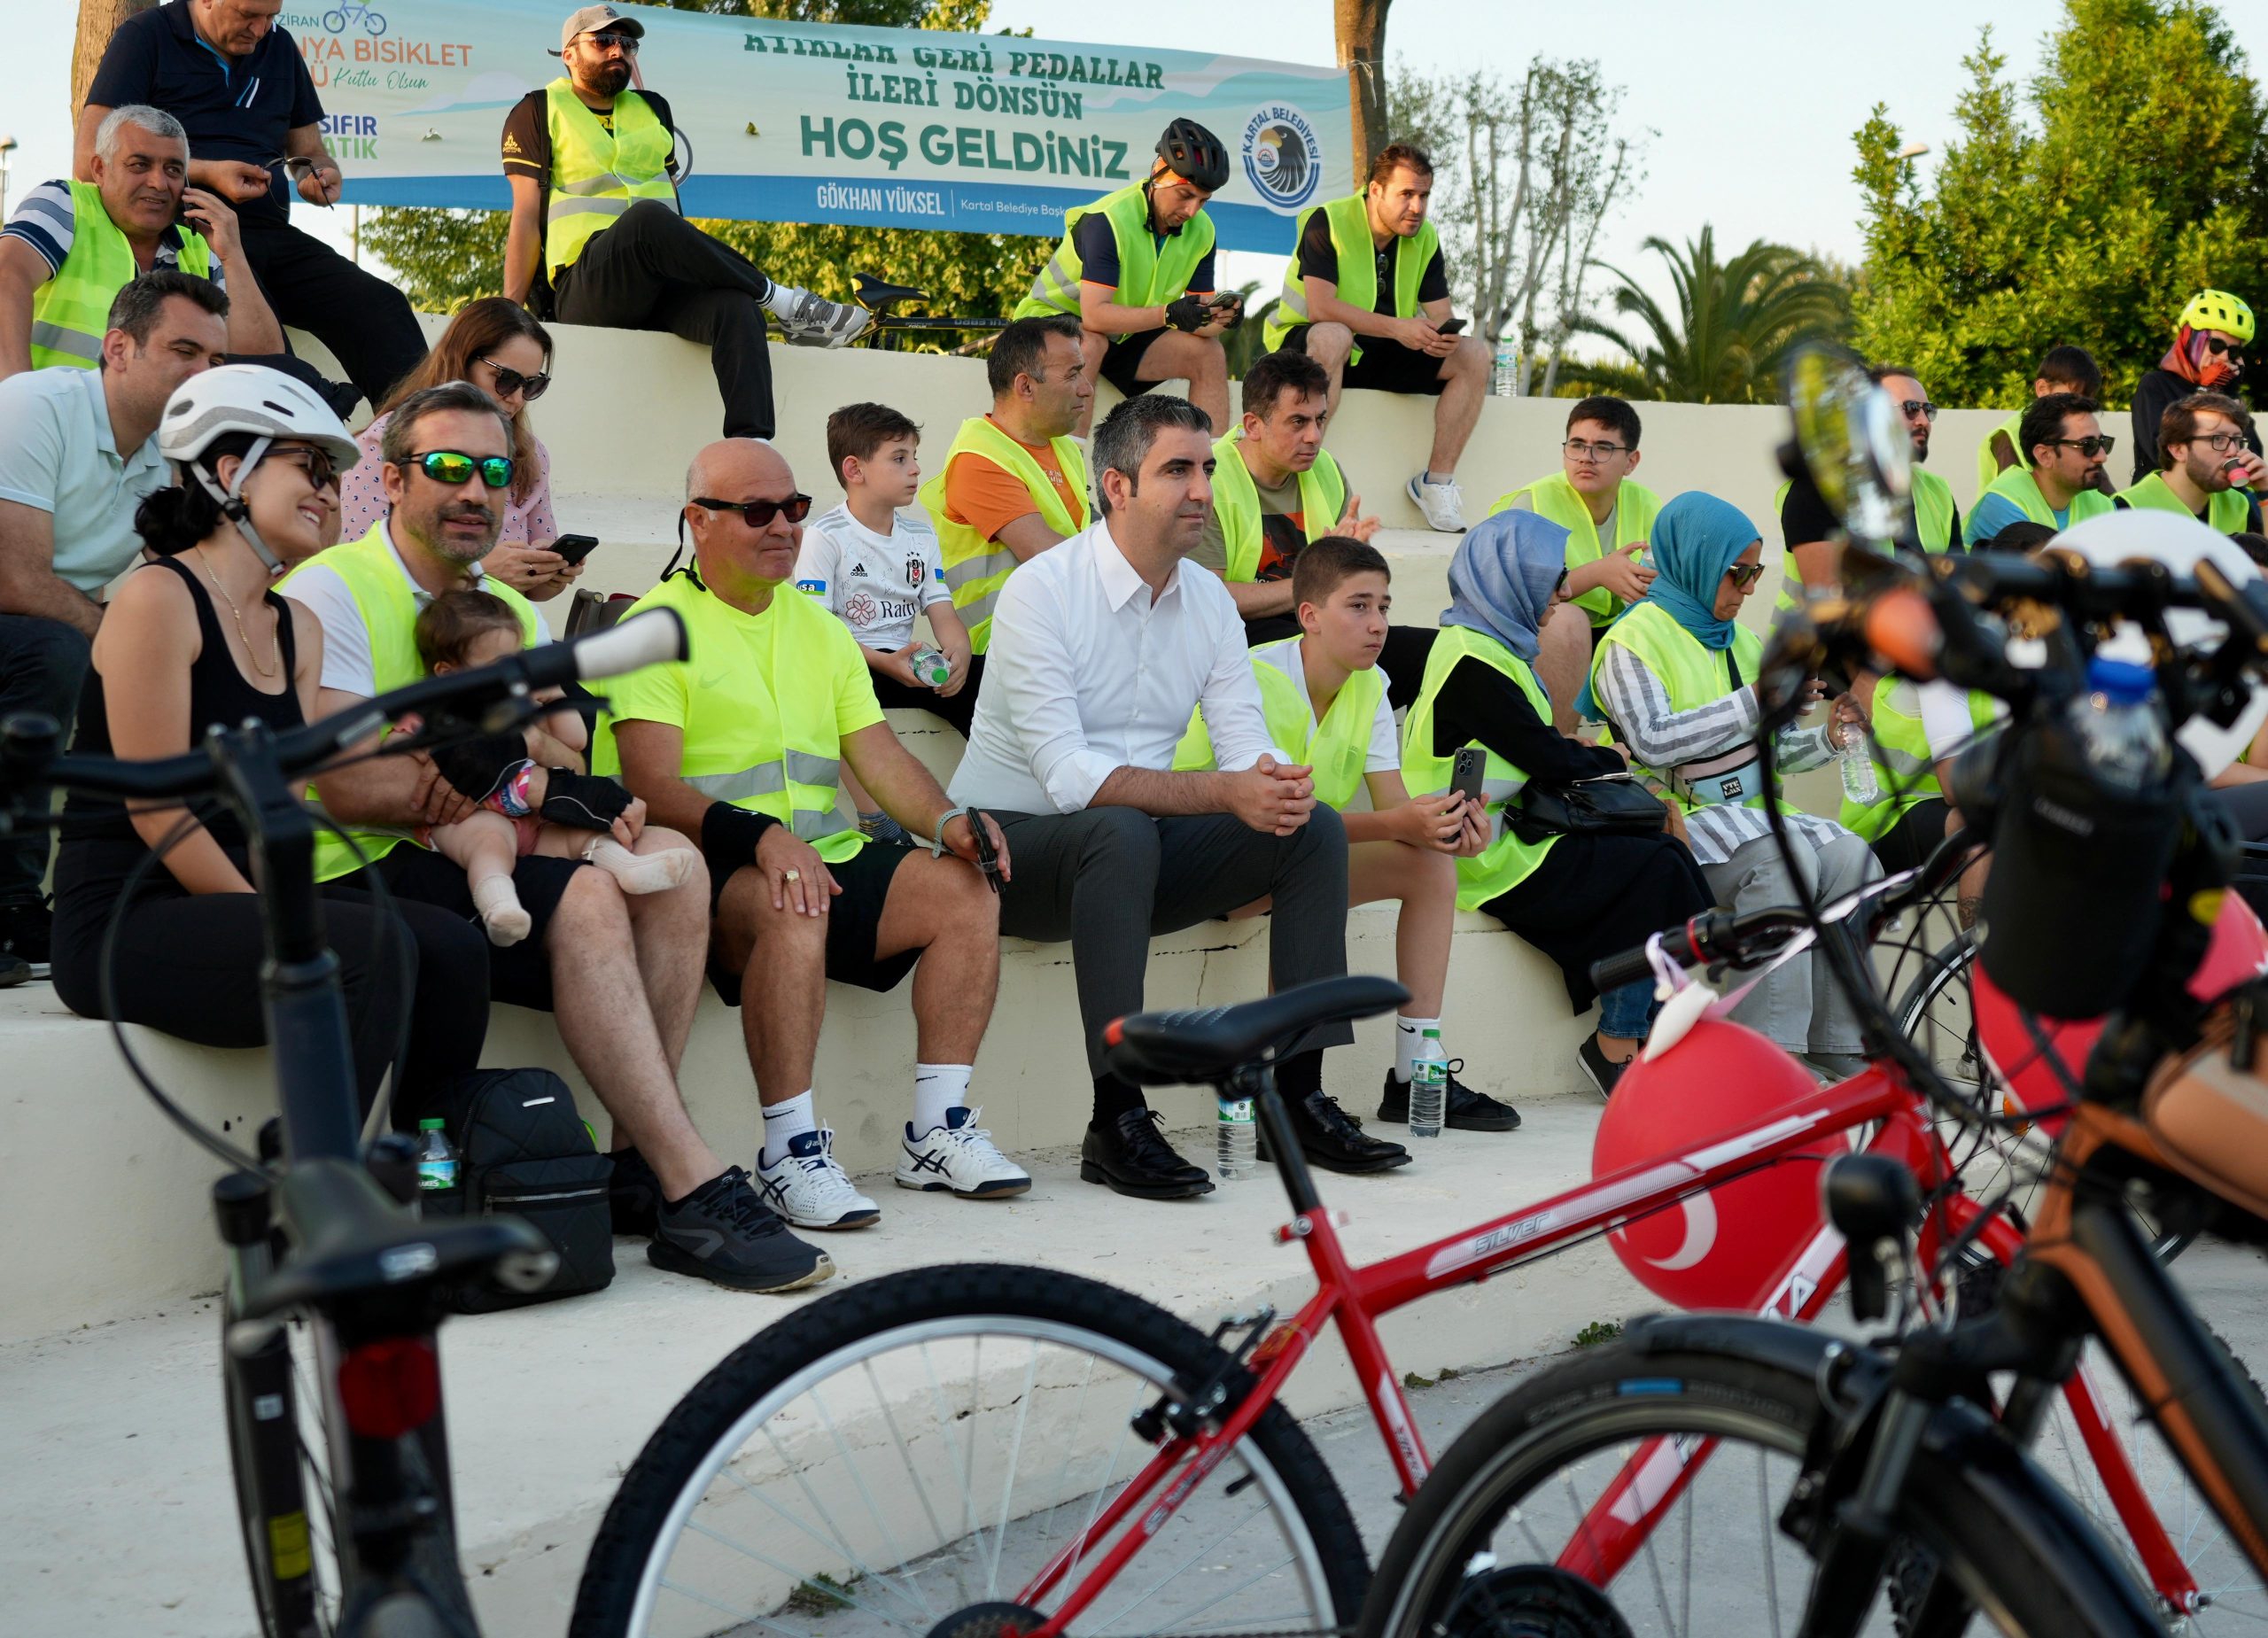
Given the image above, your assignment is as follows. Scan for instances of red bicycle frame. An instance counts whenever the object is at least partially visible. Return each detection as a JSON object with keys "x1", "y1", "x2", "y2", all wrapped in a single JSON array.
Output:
[{"x1": 1016, "y1": 1061, "x2": 2202, "y2": 1631}]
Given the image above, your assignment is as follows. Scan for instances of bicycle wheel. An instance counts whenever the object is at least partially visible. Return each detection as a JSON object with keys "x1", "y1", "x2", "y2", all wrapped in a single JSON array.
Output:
[
  {"x1": 571, "y1": 1264, "x2": 1368, "y2": 1638},
  {"x1": 1359, "y1": 1331, "x2": 2163, "y2": 1638}
]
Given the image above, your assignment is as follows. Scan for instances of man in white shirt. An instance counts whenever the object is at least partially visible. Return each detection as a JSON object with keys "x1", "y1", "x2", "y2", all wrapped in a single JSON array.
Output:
[{"x1": 951, "y1": 396, "x2": 1408, "y2": 1198}]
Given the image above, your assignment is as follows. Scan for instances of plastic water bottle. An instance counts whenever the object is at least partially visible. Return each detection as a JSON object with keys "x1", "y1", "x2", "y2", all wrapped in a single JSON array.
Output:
[
  {"x1": 910, "y1": 646, "x2": 951, "y2": 688},
  {"x1": 2070, "y1": 657, "x2": 2171, "y2": 792},
  {"x1": 1216, "y1": 1097, "x2": 1256, "y2": 1179},
  {"x1": 1837, "y1": 735, "x2": 1880, "y2": 805},
  {"x1": 1409, "y1": 1029, "x2": 1448, "y2": 1139},
  {"x1": 415, "y1": 1117, "x2": 460, "y2": 1194}
]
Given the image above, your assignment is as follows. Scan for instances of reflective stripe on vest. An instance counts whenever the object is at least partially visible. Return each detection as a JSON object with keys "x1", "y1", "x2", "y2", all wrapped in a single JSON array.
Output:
[
  {"x1": 1171, "y1": 637, "x2": 1380, "y2": 811},
  {"x1": 589, "y1": 568, "x2": 866, "y2": 863},
  {"x1": 542, "y1": 81, "x2": 678, "y2": 278},
  {"x1": 2117, "y1": 470, "x2": 2254, "y2": 534},
  {"x1": 1773, "y1": 467, "x2": 1957, "y2": 612},
  {"x1": 30, "y1": 181, "x2": 214, "y2": 369},
  {"x1": 1401, "y1": 625, "x2": 1559, "y2": 911},
  {"x1": 1838, "y1": 679, "x2": 2000, "y2": 839},
  {"x1": 1588, "y1": 602, "x2": 1770, "y2": 817},
  {"x1": 915, "y1": 415, "x2": 1089, "y2": 654},
  {"x1": 1262, "y1": 193, "x2": 1439, "y2": 365},
  {"x1": 1977, "y1": 466, "x2": 2117, "y2": 535},
  {"x1": 278, "y1": 524, "x2": 543, "y2": 881},
  {"x1": 1208, "y1": 431, "x2": 1347, "y2": 583},
  {"x1": 1974, "y1": 408, "x2": 2031, "y2": 496},
  {"x1": 1012, "y1": 182, "x2": 1216, "y2": 331},
  {"x1": 1488, "y1": 472, "x2": 1661, "y2": 625}
]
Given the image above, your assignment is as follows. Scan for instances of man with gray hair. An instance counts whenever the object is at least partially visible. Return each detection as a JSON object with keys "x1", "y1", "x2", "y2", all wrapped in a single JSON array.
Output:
[
  {"x1": 81, "y1": 0, "x2": 427, "y2": 408},
  {"x1": 0, "y1": 105, "x2": 284, "y2": 379},
  {"x1": 950, "y1": 395, "x2": 1408, "y2": 1198}
]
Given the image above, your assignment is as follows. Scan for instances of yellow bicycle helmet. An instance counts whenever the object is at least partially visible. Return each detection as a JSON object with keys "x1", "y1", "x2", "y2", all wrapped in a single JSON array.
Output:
[{"x1": 2179, "y1": 289, "x2": 2255, "y2": 345}]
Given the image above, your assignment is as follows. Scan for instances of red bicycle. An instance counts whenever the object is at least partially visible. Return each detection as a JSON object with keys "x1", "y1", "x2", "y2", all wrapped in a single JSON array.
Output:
[{"x1": 565, "y1": 825, "x2": 2227, "y2": 1638}]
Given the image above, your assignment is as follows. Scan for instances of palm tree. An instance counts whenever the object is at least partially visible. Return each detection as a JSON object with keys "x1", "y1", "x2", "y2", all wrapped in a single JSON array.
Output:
[{"x1": 1575, "y1": 226, "x2": 1849, "y2": 404}]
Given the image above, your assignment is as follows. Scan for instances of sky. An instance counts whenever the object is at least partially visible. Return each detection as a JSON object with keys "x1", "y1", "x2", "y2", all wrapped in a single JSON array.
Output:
[{"x1": 8, "y1": 0, "x2": 2092, "y2": 322}]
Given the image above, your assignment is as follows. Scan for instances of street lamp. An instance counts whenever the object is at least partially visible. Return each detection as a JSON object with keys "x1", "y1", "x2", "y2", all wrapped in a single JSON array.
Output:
[{"x1": 1896, "y1": 141, "x2": 1930, "y2": 161}]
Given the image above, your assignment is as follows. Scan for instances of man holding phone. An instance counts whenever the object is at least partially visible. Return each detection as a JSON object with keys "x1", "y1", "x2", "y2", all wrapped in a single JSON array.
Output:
[{"x1": 1263, "y1": 144, "x2": 1493, "y2": 534}]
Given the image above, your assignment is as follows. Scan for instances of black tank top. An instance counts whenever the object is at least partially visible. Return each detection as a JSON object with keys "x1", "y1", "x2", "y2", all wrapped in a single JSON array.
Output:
[{"x1": 62, "y1": 555, "x2": 305, "y2": 850}]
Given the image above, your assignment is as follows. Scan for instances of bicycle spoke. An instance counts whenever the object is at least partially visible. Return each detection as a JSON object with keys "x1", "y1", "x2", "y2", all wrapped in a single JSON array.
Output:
[
  {"x1": 807, "y1": 1381, "x2": 941, "y2": 1619},
  {"x1": 985, "y1": 1340, "x2": 1045, "y2": 1599},
  {"x1": 682, "y1": 1518, "x2": 927, "y2": 1634},
  {"x1": 1757, "y1": 1445, "x2": 1782, "y2": 1638}
]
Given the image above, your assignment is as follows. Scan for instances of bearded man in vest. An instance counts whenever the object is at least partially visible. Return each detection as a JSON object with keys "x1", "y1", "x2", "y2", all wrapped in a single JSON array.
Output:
[
  {"x1": 1013, "y1": 120, "x2": 1239, "y2": 439},
  {"x1": 2119, "y1": 392, "x2": 2265, "y2": 535},
  {"x1": 284, "y1": 383, "x2": 835, "y2": 1295},
  {"x1": 917, "y1": 315, "x2": 1092, "y2": 656},
  {"x1": 604, "y1": 436, "x2": 1027, "y2": 1234},
  {"x1": 1266, "y1": 144, "x2": 1491, "y2": 535},
  {"x1": 501, "y1": 4, "x2": 870, "y2": 440},
  {"x1": 1777, "y1": 365, "x2": 1961, "y2": 615},
  {"x1": 1965, "y1": 392, "x2": 2121, "y2": 545},
  {"x1": 1490, "y1": 395, "x2": 1658, "y2": 730}
]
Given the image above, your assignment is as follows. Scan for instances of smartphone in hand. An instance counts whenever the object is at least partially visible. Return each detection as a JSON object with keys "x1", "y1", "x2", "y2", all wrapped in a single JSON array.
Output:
[
  {"x1": 1436, "y1": 317, "x2": 1468, "y2": 335},
  {"x1": 1449, "y1": 745, "x2": 1487, "y2": 805},
  {"x1": 552, "y1": 534, "x2": 600, "y2": 566}
]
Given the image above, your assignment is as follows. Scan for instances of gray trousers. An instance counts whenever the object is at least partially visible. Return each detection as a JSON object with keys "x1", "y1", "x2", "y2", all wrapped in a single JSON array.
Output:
[
  {"x1": 1703, "y1": 829, "x2": 1880, "y2": 1054},
  {"x1": 990, "y1": 804, "x2": 1353, "y2": 1079}
]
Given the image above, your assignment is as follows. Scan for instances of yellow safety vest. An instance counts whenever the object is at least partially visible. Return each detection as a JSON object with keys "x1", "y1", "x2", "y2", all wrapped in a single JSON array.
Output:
[
  {"x1": 1971, "y1": 466, "x2": 2117, "y2": 541},
  {"x1": 542, "y1": 80, "x2": 678, "y2": 279},
  {"x1": 30, "y1": 181, "x2": 214, "y2": 369},
  {"x1": 1401, "y1": 625, "x2": 1560, "y2": 911},
  {"x1": 1588, "y1": 602, "x2": 1782, "y2": 818},
  {"x1": 1974, "y1": 408, "x2": 2031, "y2": 495},
  {"x1": 1014, "y1": 182, "x2": 1216, "y2": 334},
  {"x1": 1209, "y1": 431, "x2": 1347, "y2": 585},
  {"x1": 1490, "y1": 472, "x2": 1661, "y2": 626},
  {"x1": 278, "y1": 523, "x2": 542, "y2": 881},
  {"x1": 1171, "y1": 636, "x2": 1381, "y2": 811},
  {"x1": 592, "y1": 567, "x2": 866, "y2": 863},
  {"x1": 916, "y1": 415, "x2": 1089, "y2": 655},
  {"x1": 1773, "y1": 467, "x2": 1958, "y2": 612},
  {"x1": 2117, "y1": 470, "x2": 2255, "y2": 534},
  {"x1": 1262, "y1": 192, "x2": 1440, "y2": 365}
]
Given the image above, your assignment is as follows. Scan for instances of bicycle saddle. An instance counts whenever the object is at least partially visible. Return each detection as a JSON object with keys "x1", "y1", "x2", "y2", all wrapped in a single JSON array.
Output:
[
  {"x1": 852, "y1": 272, "x2": 927, "y2": 314},
  {"x1": 240, "y1": 1157, "x2": 554, "y2": 1321},
  {"x1": 1103, "y1": 974, "x2": 1410, "y2": 1086}
]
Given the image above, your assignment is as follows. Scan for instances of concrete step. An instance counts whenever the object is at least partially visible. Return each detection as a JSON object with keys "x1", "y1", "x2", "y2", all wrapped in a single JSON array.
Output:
[{"x1": 0, "y1": 1098, "x2": 1643, "y2": 1638}]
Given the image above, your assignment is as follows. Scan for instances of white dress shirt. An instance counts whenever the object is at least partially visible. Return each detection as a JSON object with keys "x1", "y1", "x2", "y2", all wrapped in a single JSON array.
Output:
[{"x1": 950, "y1": 518, "x2": 1286, "y2": 815}]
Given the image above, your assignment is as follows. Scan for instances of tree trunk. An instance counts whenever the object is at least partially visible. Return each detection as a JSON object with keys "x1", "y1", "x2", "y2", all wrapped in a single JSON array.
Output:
[
  {"x1": 1334, "y1": 0, "x2": 1393, "y2": 183},
  {"x1": 72, "y1": 0, "x2": 156, "y2": 123}
]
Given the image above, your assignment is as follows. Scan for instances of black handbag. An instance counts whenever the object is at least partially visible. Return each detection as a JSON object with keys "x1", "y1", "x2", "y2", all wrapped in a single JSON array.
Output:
[{"x1": 1510, "y1": 771, "x2": 1669, "y2": 840}]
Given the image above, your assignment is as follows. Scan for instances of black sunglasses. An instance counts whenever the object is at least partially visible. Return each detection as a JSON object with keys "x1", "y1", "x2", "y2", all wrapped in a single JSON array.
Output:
[
  {"x1": 267, "y1": 445, "x2": 341, "y2": 491},
  {"x1": 2204, "y1": 336, "x2": 2247, "y2": 361},
  {"x1": 1894, "y1": 398, "x2": 1939, "y2": 422},
  {"x1": 693, "y1": 493, "x2": 814, "y2": 528},
  {"x1": 1723, "y1": 562, "x2": 1766, "y2": 590},
  {"x1": 2046, "y1": 435, "x2": 2117, "y2": 459},
  {"x1": 586, "y1": 30, "x2": 640, "y2": 50},
  {"x1": 400, "y1": 449, "x2": 516, "y2": 489},
  {"x1": 476, "y1": 355, "x2": 550, "y2": 401}
]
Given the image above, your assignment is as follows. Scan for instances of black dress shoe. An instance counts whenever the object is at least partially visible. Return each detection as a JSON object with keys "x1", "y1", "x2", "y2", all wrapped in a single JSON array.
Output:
[
  {"x1": 1257, "y1": 1090, "x2": 1412, "y2": 1174},
  {"x1": 1376, "y1": 1065, "x2": 1522, "y2": 1132},
  {"x1": 1080, "y1": 1110, "x2": 1216, "y2": 1199}
]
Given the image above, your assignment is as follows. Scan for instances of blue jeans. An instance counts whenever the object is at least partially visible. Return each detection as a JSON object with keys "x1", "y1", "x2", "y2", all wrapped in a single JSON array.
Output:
[
  {"x1": 0, "y1": 615, "x2": 91, "y2": 903},
  {"x1": 1597, "y1": 978, "x2": 1656, "y2": 1041}
]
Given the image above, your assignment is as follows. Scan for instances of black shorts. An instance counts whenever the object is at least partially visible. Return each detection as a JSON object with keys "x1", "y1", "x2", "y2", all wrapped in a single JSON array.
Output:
[
  {"x1": 707, "y1": 840, "x2": 920, "y2": 1002},
  {"x1": 1098, "y1": 329, "x2": 1170, "y2": 397},
  {"x1": 347, "y1": 842, "x2": 589, "y2": 1012},
  {"x1": 870, "y1": 652, "x2": 983, "y2": 737},
  {"x1": 1281, "y1": 322, "x2": 1449, "y2": 397}
]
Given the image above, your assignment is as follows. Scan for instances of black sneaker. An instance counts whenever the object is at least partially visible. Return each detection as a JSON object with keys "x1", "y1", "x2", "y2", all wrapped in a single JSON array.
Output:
[
  {"x1": 0, "y1": 951, "x2": 27, "y2": 990},
  {"x1": 1256, "y1": 1089, "x2": 1412, "y2": 1173},
  {"x1": 0, "y1": 898, "x2": 51, "y2": 978},
  {"x1": 609, "y1": 1145, "x2": 662, "y2": 1238},
  {"x1": 1375, "y1": 1064, "x2": 1522, "y2": 1132},
  {"x1": 1578, "y1": 1036, "x2": 1632, "y2": 1099},
  {"x1": 649, "y1": 1166, "x2": 835, "y2": 1293}
]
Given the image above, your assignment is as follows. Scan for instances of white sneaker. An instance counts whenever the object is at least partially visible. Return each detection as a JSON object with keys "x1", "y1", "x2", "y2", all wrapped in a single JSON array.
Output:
[
  {"x1": 1407, "y1": 471, "x2": 1468, "y2": 533},
  {"x1": 895, "y1": 1106, "x2": 1032, "y2": 1199},
  {"x1": 756, "y1": 1128, "x2": 881, "y2": 1229},
  {"x1": 771, "y1": 285, "x2": 873, "y2": 348}
]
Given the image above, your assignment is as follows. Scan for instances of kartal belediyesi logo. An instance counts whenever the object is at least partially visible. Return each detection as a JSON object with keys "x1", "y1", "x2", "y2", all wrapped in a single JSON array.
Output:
[{"x1": 1241, "y1": 105, "x2": 1322, "y2": 209}]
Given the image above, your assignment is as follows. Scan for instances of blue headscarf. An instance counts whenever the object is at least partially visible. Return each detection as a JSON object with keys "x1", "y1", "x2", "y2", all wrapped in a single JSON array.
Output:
[
  {"x1": 1573, "y1": 491, "x2": 1761, "y2": 719},
  {"x1": 1441, "y1": 508, "x2": 1571, "y2": 664}
]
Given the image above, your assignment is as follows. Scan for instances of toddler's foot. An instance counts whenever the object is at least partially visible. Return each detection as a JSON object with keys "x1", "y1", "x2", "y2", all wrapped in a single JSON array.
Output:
[
  {"x1": 585, "y1": 836, "x2": 699, "y2": 895},
  {"x1": 471, "y1": 874, "x2": 532, "y2": 946}
]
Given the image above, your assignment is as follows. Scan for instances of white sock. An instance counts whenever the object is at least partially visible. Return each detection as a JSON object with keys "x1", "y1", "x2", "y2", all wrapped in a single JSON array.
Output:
[
  {"x1": 583, "y1": 835, "x2": 697, "y2": 895},
  {"x1": 761, "y1": 1089, "x2": 817, "y2": 1166},
  {"x1": 470, "y1": 873, "x2": 531, "y2": 947},
  {"x1": 1393, "y1": 1015, "x2": 1442, "y2": 1084},
  {"x1": 760, "y1": 280, "x2": 804, "y2": 317},
  {"x1": 1424, "y1": 470, "x2": 1450, "y2": 485},
  {"x1": 912, "y1": 1063, "x2": 973, "y2": 1137}
]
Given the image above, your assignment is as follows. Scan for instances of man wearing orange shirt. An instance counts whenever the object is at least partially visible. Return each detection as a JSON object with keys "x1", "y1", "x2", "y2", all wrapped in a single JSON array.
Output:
[{"x1": 917, "y1": 314, "x2": 1094, "y2": 655}]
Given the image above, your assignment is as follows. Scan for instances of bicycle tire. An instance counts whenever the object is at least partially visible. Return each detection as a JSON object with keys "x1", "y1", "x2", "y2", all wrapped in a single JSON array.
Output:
[
  {"x1": 571, "y1": 1263, "x2": 1369, "y2": 1638},
  {"x1": 1359, "y1": 1332, "x2": 2163, "y2": 1638}
]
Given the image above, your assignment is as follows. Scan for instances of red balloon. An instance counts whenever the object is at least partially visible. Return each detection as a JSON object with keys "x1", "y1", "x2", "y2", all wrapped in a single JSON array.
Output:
[{"x1": 1592, "y1": 1017, "x2": 1836, "y2": 1311}]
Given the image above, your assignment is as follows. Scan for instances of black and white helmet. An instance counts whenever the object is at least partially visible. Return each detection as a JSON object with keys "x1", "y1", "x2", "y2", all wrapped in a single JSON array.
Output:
[
  {"x1": 1155, "y1": 119, "x2": 1230, "y2": 192},
  {"x1": 158, "y1": 365, "x2": 360, "y2": 574}
]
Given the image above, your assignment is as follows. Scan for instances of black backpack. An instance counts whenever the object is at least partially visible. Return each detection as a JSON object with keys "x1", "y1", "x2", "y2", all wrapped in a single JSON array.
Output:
[{"x1": 419, "y1": 1068, "x2": 615, "y2": 1313}]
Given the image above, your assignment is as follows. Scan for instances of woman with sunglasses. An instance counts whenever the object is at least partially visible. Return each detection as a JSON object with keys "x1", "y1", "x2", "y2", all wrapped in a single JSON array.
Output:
[
  {"x1": 2130, "y1": 290, "x2": 2259, "y2": 485},
  {"x1": 338, "y1": 298, "x2": 578, "y2": 602},
  {"x1": 1585, "y1": 492, "x2": 1881, "y2": 1082},
  {"x1": 50, "y1": 367, "x2": 493, "y2": 1118}
]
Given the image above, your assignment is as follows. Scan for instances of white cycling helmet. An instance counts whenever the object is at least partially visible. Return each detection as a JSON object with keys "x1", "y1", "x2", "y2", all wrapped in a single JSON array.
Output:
[
  {"x1": 2055, "y1": 506, "x2": 2268, "y2": 779},
  {"x1": 158, "y1": 364, "x2": 361, "y2": 576}
]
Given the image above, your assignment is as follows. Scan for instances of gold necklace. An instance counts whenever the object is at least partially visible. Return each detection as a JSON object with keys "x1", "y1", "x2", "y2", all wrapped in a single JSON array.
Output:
[{"x1": 193, "y1": 546, "x2": 279, "y2": 679}]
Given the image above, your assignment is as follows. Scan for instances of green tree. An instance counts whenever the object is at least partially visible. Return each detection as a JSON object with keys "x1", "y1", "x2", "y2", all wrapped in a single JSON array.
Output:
[
  {"x1": 358, "y1": 0, "x2": 1052, "y2": 338},
  {"x1": 1852, "y1": 1, "x2": 2268, "y2": 408},
  {"x1": 1573, "y1": 226, "x2": 1849, "y2": 404}
]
